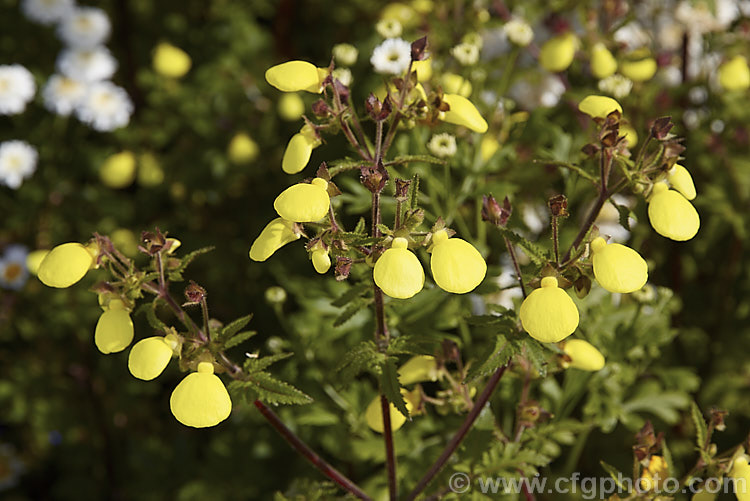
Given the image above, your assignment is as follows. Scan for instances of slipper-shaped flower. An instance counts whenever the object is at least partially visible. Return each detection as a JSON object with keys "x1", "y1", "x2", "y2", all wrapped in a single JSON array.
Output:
[
  {"x1": 590, "y1": 43, "x2": 617, "y2": 79},
  {"x1": 273, "y1": 178, "x2": 330, "y2": 223},
  {"x1": 563, "y1": 339, "x2": 605, "y2": 371},
  {"x1": 590, "y1": 237, "x2": 648, "y2": 293},
  {"x1": 578, "y1": 95, "x2": 622, "y2": 119},
  {"x1": 265, "y1": 61, "x2": 327, "y2": 93},
  {"x1": 170, "y1": 362, "x2": 232, "y2": 428},
  {"x1": 519, "y1": 276, "x2": 579, "y2": 343},
  {"x1": 95, "y1": 299, "x2": 134, "y2": 354},
  {"x1": 282, "y1": 125, "x2": 321, "y2": 174},
  {"x1": 249, "y1": 218, "x2": 300, "y2": 262},
  {"x1": 128, "y1": 334, "x2": 180, "y2": 380},
  {"x1": 429, "y1": 230, "x2": 486, "y2": 294},
  {"x1": 647, "y1": 183, "x2": 700, "y2": 241},
  {"x1": 38, "y1": 242, "x2": 97, "y2": 288},
  {"x1": 539, "y1": 33, "x2": 577, "y2": 72},
  {"x1": 440, "y1": 94, "x2": 488, "y2": 133},
  {"x1": 666, "y1": 164, "x2": 696, "y2": 201},
  {"x1": 373, "y1": 237, "x2": 425, "y2": 299}
]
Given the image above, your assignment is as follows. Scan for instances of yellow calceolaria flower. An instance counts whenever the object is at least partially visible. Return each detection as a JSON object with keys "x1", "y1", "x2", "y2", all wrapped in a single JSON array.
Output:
[
  {"x1": 100, "y1": 151, "x2": 136, "y2": 189},
  {"x1": 441, "y1": 73, "x2": 472, "y2": 97},
  {"x1": 621, "y1": 124, "x2": 638, "y2": 147},
  {"x1": 137, "y1": 152, "x2": 165, "y2": 187},
  {"x1": 480, "y1": 135, "x2": 500, "y2": 163},
  {"x1": 731, "y1": 456, "x2": 750, "y2": 501},
  {"x1": 311, "y1": 248, "x2": 331, "y2": 274},
  {"x1": 265, "y1": 61, "x2": 328, "y2": 93},
  {"x1": 398, "y1": 355, "x2": 439, "y2": 385},
  {"x1": 274, "y1": 178, "x2": 330, "y2": 223},
  {"x1": 128, "y1": 334, "x2": 180, "y2": 381},
  {"x1": 590, "y1": 237, "x2": 648, "y2": 293},
  {"x1": 429, "y1": 230, "x2": 486, "y2": 294},
  {"x1": 111, "y1": 228, "x2": 139, "y2": 257},
  {"x1": 228, "y1": 133, "x2": 259, "y2": 165},
  {"x1": 519, "y1": 276, "x2": 579, "y2": 343},
  {"x1": 373, "y1": 237, "x2": 425, "y2": 299},
  {"x1": 539, "y1": 33, "x2": 578, "y2": 73},
  {"x1": 380, "y1": 2, "x2": 419, "y2": 28},
  {"x1": 278, "y1": 93, "x2": 305, "y2": 122},
  {"x1": 38, "y1": 242, "x2": 97, "y2": 288},
  {"x1": 647, "y1": 183, "x2": 700, "y2": 241},
  {"x1": 282, "y1": 125, "x2": 321, "y2": 174},
  {"x1": 249, "y1": 218, "x2": 300, "y2": 262},
  {"x1": 412, "y1": 58, "x2": 432, "y2": 82},
  {"x1": 563, "y1": 339, "x2": 605, "y2": 371},
  {"x1": 170, "y1": 362, "x2": 232, "y2": 428},
  {"x1": 25, "y1": 249, "x2": 49, "y2": 276},
  {"x1": 718, "y1": 55, "x2": 750, "y2": 91},
  {"x1": 667, "y1": 164, "x2": 696, "y2": 201},
  {"x1": 578, "y1": 95, "x2": 622, "y2": 119},
  {"x1": 440, "y1": 94, "x2": 488, "y2": 133},
  {"x1": 640, "y1": 455, "x2": 669, "y2": 491},
  {"x1": 152, "y1": 42, "x2": 191, "y2": 78},
  {"x1": 620, "y1": 55, "x2": 657, "y2": 82},
  {"x1": 691, "y1": 488, "x2": 717, "y2": 501},
  {"x1": 95, "y1": 300, "x2": 134, "y2": 354},
  {"x1": 365, "y1": 390, "x2": 416, "y2": 433},
  {"x1": 590, "y1": 43, "x2": 617, "y2": 79}
]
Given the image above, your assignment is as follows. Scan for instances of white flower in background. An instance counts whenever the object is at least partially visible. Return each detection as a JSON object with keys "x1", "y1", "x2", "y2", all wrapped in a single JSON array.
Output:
[
  {"x1": 371, "y1": 38, "x2": 412, "y2": 75},
  {"x1": 427, "y1": 133, "x2": 457, "y2": 158},
  {"x1": 75, "y1": 81, "x2": 133, "y2": 131},
  {"x1": 332, "y1": 43, "x2": 358, "y2": 66},
  {"x1": 613, "y1": 22, "x2": 650, "y2": 50},
  {"x1": 598, "y1": 74, "x2": 633, "y2": 99},
  {"x1": 0, "y1": 244, "x2": 30, "y2": 290},
  {"x1": 58, "y1": 7, "x2": 111, "y2": 48},
  {"x1": 57, "y1": 46, "x2": 117, "y2": 82},
  {"x1": 538, "y1": 74, "x2": 566, "y2": 107},
  {"x1": 0, "y1": 140, "x2": 38, "y2": 189},
  {"x1": 42, "y1": 74, "x2": 87, "y2": 116},
  {"x1": 0, "y1": 65, "x2": 36, "y2": 115},
  {"x1": 522, "y1": 204, "x2": 548, "y2": 235},
  {"x1": 493, "y1": 259, "x2": 524, "y2": 309},
  {"x1": 376, "y1": 18, "x2": 403, "y2": 39},
  {"x1": 451, "y1": 43, "x2": 480, "y2": 66},
  {"x1": 332, "y1": 68, "x2": 353, "y2": 87},
  {"x1": 504, "y1": 18, "x2": 533, "y2": 47},
  {"x1": 21, "y1": 0, "x2": 75, "y2": 25}
]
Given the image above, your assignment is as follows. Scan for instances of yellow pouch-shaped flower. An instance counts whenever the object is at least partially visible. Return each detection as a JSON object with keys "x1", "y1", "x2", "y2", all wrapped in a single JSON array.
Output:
[
  {"x1": 26, "y1": 249, "x2": 49, "y2": 276},
  {"x1": 441, "y1": 73, "x2": 472, "y2": 97},
  {"x1": 620, "y1": 57, "x2": 657, "y2": 82},
  {"x1": 95, "y1": 300, "x2": 134, "y2": 354},
  {"x1": 311, "y1": 248, "x2": 331, "y2": 274},
  {"x1": 430, "y1": 230, "x2": 486, "y2": 294},
  {"x1": 282, "y1": 125, "x2": 320, "y2": 174},
  {"x1": 590, "y1": 43, "x2": 617, "y2": 79},
  {"x1": 480, "y1": 136, "x2": 500, "y2": 163},
  {"x1": 563, "y1": 339, "x2": 605, "y2": 371},
  {"x1": 365, "y1": 391, "x2": 415, "y2": 433},
  {"x1": 137, "y1": 152, "x2": 165, "y2": 187},
  {"x1": 413, "y1": 58, "x2": 432, "y2": 82},
  {"x1": 228, "y1": 133, "x2": 259, "y2": 164},
  {"x1": 170, "y1": 362, "x2": 232, "y2": 428},
  {"x1": 718, "y1": 55, "x2": 750, "y2": 91},
  {"x1": 640, "y1": 455, "x2": 669, "y2": 491},
  {"x1": 398, "y1": 355, "x2": 438, "y2": 385},
  {"x1": 153, "y1": 42, "x2": 191, "y2": 78},
  {"x1": 278, "y1": 93, "x2": 305, "y2": 121},
  {"x1": 731, "y1": 457, "x2": 750, "y2": 501},
  {"x1": 520, "y1": 276, "x2": 579, "y2": 343},
  {"x1": 620, "y1": 124, "x2": 638, "y2": 147},
  {"x1": 374, "y1": 237, "x2": 425, "y2": 299},
  {"x1": 249, "y1": 218, "x2": 300, "y2": 262},
  {"x1": 578, "y1": 95, "x2": 622, "y2": 119},
  {"x1": 38, "y1": 242, "x2": 96, "y2": 288},
  {"x1": 590, "y1": 237, "x2": 648, "y2": 293},
  {"x1": 100, "y1": 151, "x2": 136, "y2": 189},
  {"x1": 128, "y1": 334, "x2": 179, "y2": 381},
  {"x1": 440, "y1": 94, "x2": 488, "y2": 133},
  {"x1": 273, "y1": 178, "x2": 330, "y2": 222},
  {"x1": 265, "y1": 61, "x2": 327, "y2": 93},
  {"x1": 667, "y1": 164, "x2": 696, "y2": 201},
  {"x1": 539, "y1": 33, "x2": 577, "y2": 73},
  {"x1": 647, "y1": 183, "x2": 700, "y2": 241}
]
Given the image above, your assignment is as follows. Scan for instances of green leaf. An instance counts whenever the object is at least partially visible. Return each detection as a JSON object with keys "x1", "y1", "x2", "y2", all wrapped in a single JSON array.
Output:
[
  {"x1": 224, "y1": 330, "x2": 258, "y2": 349},
  {"x1": 167, "y1": 246, "x2": 215, "y2": 281},
  {"x1": 465, "y1": 335, "x2": 516, "y2": 383},
  {"x1": 381, "y1": 358, "x2": 409, "y2": 418},
  {"x1": 388, "y1": 154, "x2": 446, "y2": 167},
  {"x1": 662, "y1": 440, "x2": 675, "y2": 479},
  {"x1": 612, "y1": 200, "x2": 633, "y2": 231},
  {"x1": 387, "y1": 335, "x2": 440, "y2": 356},
  {"x1": 245, "y1": 372, "x2": 313, "y2": 405},
  {"x1": 333, "y1": 297, "x2": 370, "y2": 327},
  {"x1": 331, "y1": 283, "x2": 371, "y2": 308},
  {"x1": 353, "y1": 217, "x2": 367, "y2": 234},
  {"x1": 495, "y1": 227, "x2": 550, "y2": 266},
  {"x1": 519, "y1": 338, "x2": 549, "y2": 377},
  {"x1": 243, "y1": 353, "x2": 293, "y2": 374},
  {"x1": 690, "y1": 401, "x2": 708, "y2": 450},
  {"x1": 217, "y1": 314, "x2": 253, "y2": 342},
  {"x1": 336, "y1": 341, "x2": 386, "y2": 381},
  {"x1": 137, "y1": 299, "x2": 168, "y2": 332},
  {"x1": 600, "y1": 461, "x2": 626, "y2": 489}
]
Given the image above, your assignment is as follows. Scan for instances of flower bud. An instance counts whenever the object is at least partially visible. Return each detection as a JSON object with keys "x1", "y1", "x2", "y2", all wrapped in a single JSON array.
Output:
[
  {"x1": 440, "y1": 94, "x2": 488, "y2": 133},
  {"x1": 95, "y1": 300, "x2": 134, "y2": 354},
  {"x1": 429, "y1": 230, "x2": 486, "y2": 294},
  {"x1": 563, "y1": 339, "x2": 605, "y2": 371},
  {"x1": 647, "y1": 183, "x2": 700, "y2": 241},
  {"x1": 332, "y1": 43, "x2": 358, "y2": 66},
  {"x1": 170, "y1": 362, "x2": 232, "y2": 428},
  {"x1": 578, "y1": 95, "x2": 622, "y2": 119},
  {"x1": 311, "y1": 248, "x2": 331, "y2": 274},
  {"x1": 273, "y1": 178, "x2": 330, "y2": 222},
  {"x1": 128, "y1": 334, "x2": 179, "y2": 380},
  {"x1": 519, "y1": 276, "x2": 579, "y2": 343},
  {"x1": 228, "y1": 133, "x2": 259, "y2": 164},
  {"x1": 590, "y1": 43, "x2": 617, "y2": 79},
  {"x1": 100, "y1": 151, "x2": 136, "y2": 189},
  {"x1": 38, "y1": 242, "x2": 96, "y2": 288},
  {"x1": 282, "y1": 125, "x2": 321, "y2": 174},
  {"x1": 539, "y1": 33, "x2": 577, "y2": 73},
  {"x1": 265, "y1": 61, "x2": 327, "y2": 93},
  {"x1": 590, "y1": 237, "x2": 648, "y2": 293},
  {"x1": 249, "y1": 218, "x2": 300, "y2": 262},
  {"x1": 718, "y1": 55, "x2": 750, "y2": 91},
  {"x1": 152, "y1": 42, "x2": 191, "y2": 78},
  {"x1": 373, "y1": 237, "x2": 425, "y2": 299},
  {"x1": 277, "y1": 93, "x2": 305, "y2": 121},
  {"x1": 365, "y1": 391, "x2": 415, "y2": 433},
  {"x1": 666, "y1": 164, "x2": 696, "y2": 201},
  {"x1": 398, "y1": 355, "x2": 439, "y2": 385},
  {"x1": 620, "y1": 56, "x2": 657, "y2": 82}
]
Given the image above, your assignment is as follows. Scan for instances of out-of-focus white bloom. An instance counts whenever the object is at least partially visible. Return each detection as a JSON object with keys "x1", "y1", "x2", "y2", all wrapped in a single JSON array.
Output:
[
  {"x1": 462, "y1": 32, "x2": 484, "y2": 50},
  {"x1": 58, "y1": 7, "x2": 111, "y2": 48},
  {"x1": 539, "y1": 75, "x2": 566, "y2": 107},
  {"x1": 332, "y1": 68, "x2": 352, "y2": 87},
  {"x1": 522, "y1": 204, "x2": 548, "y2": 235},
  {"x1": 0, "y1": 244, "x2": 30, "y2": 290},
  {"x1": 676, "y1": 0, "x2": 739, "y2": 33},
  {"x1": 376, "y1": 18, "x2": 403, "y2": 38},
  {"x1": 493, "y1": 259, "x2": 524, "y2": 309},
  {"x1": 426, "y1": 133, "x2": 457, "y2": 158},
  {"x1": 0, "y1": 141, "x2": 38, "y2": 189},
  {"x1": 451, "y1": 43, "x2": 480, "y2": 66},
  {"x1": 659, "y1": 66, "x2": 682, "y2": 87},
  {"x1": 598, "y1": 74, "x2": 633, "y2": 99},
  {"x1": 332, "y1": 43, "x2": 358, "y2": 66},
  {"x1": 21, "y1": 0, "x2": 74, "y2": 25},
  {"x1": 42, "y1": 74, "x2": 87, "y2": 116},
  {"x1": 613, "y1": 22, "x2": 650, "y2": 50},
  {"x1": 371, "y1": 38, "x2": 412, "y2": 75},
  {"x1": 75, "y1": 81, "x2": 133, "y2": 131},
  {"x1": 510, "y1": 73, "x2": 565, "y2": 109},
  {"x1": 711, "y1": 119, "x2": 725, "y2": 134},
  {"x1": 504, "y1": 18, "x2": 533, "y2": 47},
  {"x1": 0, "y1": 65, "x2": 36, "y2": 115},
  {"x1": 57, "y1": 46, "x2": 117, "y2": 82},
  {"x1": 682, "y1": 109, "x2": 700, "y2": 130}
]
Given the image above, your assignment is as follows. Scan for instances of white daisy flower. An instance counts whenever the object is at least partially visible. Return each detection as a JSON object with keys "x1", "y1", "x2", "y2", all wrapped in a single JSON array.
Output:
[
  {"x1": 0, "y1": 140, "x2": 38, "y2": 189},
  {"x1": 376, "y1": 19, "x2": 403, "y2": 39},
  {"x1": 598, "y1": 74, "x2": 633, "y2": 99},
  {"x1": 21, "y1": 0, "x2": 74, "y2": 25},
  {"x1": 58, "y1": 7, "x2": 111, "y2": 48},
  {"x1": 57, "y1": 46, "x2": 117, "y2": 82},
  {"x1": 451, "y1": 43, "x2": 480, "y2": 66},
  {"x1": 75, "y1": 81, "x2": 133, "y2": 131},
  {"x1": 504, "y1": 18, "x2": 533, "y2": 47},
  {"x1": 43, "y1": 74, "x2": 87, "y2": 116},
  {"x1": 0, "y1": 244, "x2": 30, "y2": 290},
  {"x1": 371, "y1": 38, "x2": 412, "y2": 75},
  {"x1": 427, "y1": 133, "x2": 457, "y2": 158},
  {"x1": 0, "y1": 65, "x2": 36, "y2": 115}
]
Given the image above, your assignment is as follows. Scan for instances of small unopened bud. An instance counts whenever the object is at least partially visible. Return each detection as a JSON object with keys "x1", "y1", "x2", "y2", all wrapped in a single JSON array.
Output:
[
  {"x1": 139, "y1": 229, "x2": 167, "y2": 255},
  {"x1": 265, "y1": 286, "x2": 287, "y2": 304},
  {"x1": 395, "y1": 178, "x2": 411, "y2": 201},
  {"x1": 360, "y1": 159, "x2": 389, "y2": 193},
  {"x1": 184, "y1": 281, "x2": 206, "y2": 305},
  {"x1": 411, "y1": 36, "x2": 428, "y2": 61},
  {"x1": 316, "y1": 162, "x2": 331, "y2": 181},
  {"x1": 365, "y1": 94, "x2": 392, "y2": 121},
  {"x1": 651, "y1": 116, "x2": 673, "y2": 140},
  {"x1": 482, "y1": 195, "x2": 512, "y2": 227},
  {"x1": 548, "y1": 194, "x2": 569, "y2": 217},
  {"x1": 581, "y1": 143, "x2": 600, "y2": 157},
  {"x1": 335, "y1": 256, "x2": 352, "y2": 281},
  {"x1": 333, "y1": 79, "x2": 350, "y2": 101},
  {"x1": 311, "y1": 99, "x2": 331, "y2": 117}
]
